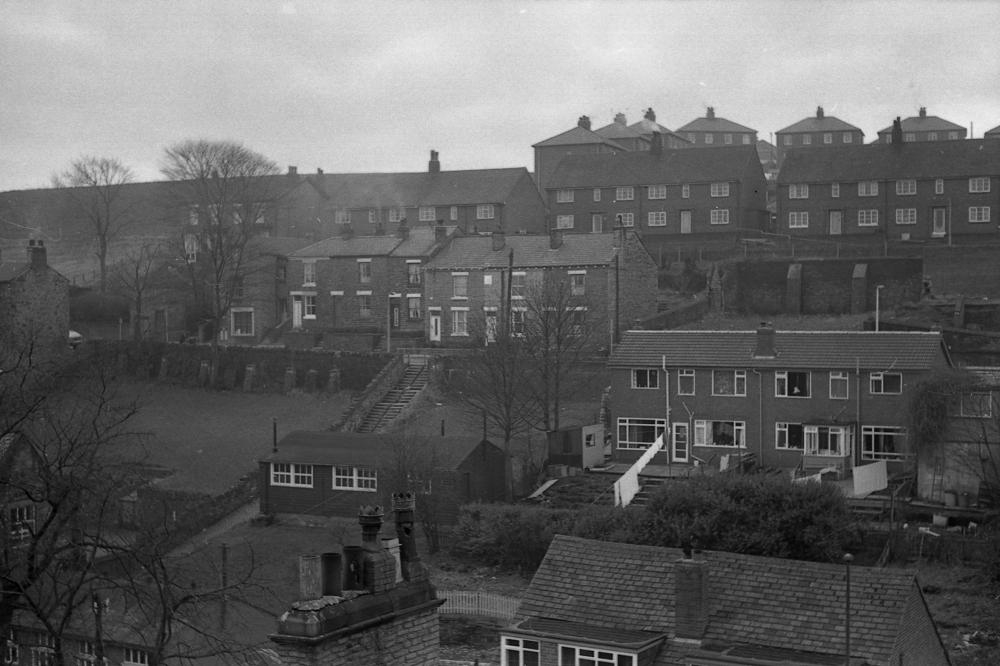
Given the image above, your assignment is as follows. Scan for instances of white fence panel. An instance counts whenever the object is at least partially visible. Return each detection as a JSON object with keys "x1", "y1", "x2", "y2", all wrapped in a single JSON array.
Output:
[
  {"x1": 437, "y1": 591, "x2": 521, "y2": 621},
  {"x1": 614, "y1": 434, "x2": 664, "y2": 506}
]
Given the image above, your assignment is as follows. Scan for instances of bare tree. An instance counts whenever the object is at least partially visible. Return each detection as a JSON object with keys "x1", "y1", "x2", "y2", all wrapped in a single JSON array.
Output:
[
  {"x1": 53, "y1": 157, "x2": 136, "y2": 292},
  {"x1": 112, "y1": 240, "x2": 167, "y2": 341},
  {"x1": 160, "y1": 140, "x2": 279, "y2": 379}
]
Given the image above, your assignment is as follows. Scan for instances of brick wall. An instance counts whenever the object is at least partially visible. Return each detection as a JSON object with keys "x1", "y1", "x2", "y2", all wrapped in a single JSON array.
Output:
[{"x1": 0, "y1": 259, "x2": 70, "y2": 355}]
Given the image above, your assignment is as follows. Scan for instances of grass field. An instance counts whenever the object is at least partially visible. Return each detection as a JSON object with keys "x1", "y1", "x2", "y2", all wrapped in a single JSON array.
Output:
[{"x1": 125, "y1": 380, "x2": 352, "y2": 494}]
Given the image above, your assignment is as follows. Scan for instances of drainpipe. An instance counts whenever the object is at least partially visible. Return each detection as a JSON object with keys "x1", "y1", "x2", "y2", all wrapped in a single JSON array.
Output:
[
  {"x1": 855, "y1": 358, "x2": 861, "y2": 467},
  {"x1": 752, "y1": 369, "x2": 763, "y2": 470},
  {"x1": 663, "y1": 355, "x2": 671, "y2": 458}
]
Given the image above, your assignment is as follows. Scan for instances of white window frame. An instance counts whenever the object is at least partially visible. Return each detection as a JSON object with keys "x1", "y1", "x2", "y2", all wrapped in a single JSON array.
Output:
[
  {"x1": 677, "y1": 369, "x2": 695, "y2": 395},
  {"x1": 904, "y1": 132, "x2": 916, "y2": 142},
  {"x1": 230, "y1": 308, "x2": 255, "y2": 337},
  {"x1": 631, "y1": 368, "x2": 659, "y2": 389},
  {"x1": 556, "y1": 189, "x2": 574, "y2": 203},
  {"x1": 476, "y1": 204, "x2": 495, "y2": 220},
  {"x1": 694, "y1": 420, "x2": 746, "y2": 448},
  {"x1": 858, "y1": 181, "x2": 879, "y2": 197},
  {"x1": 9, "y1": 504, "x2": 35, "y2": 540},
  {"x1": 388, "y1": 208, "x2": 404, "y2": 224},
  {"x1": 358, "y1": 292, "x2": 373, "y2": 319},
  {"x1": 803, "y1": 135, "x2": 812, "y2": 145},
  {"x1": 617, "y1": 417, "x2": 667, "y2": 450},
  {"x1": 569, "y1": 271, "x2": 585, "y2": 296},
  {"x1": 775, "y1": 370, "x2": 811, "y2": 397},
  {"x1": 450, "y1": 205, "x2": 458, "y2": 221},
  {"x1": 782, "y1": 135, "x2": 793, "y2": 146},
  {"x1": 501, "y1": 637, "x2": 540, "y2": 666},
  {"x1": 5, "y1": 634, "x2": 19, "y2": 666},
  {"x1": 418, "y1": 206, "x2": 435, "y2": 222},
  {"x1": 712, "y1": 369, "x2": 746, "y2": 396},
  {"x1": 958, "y1": 392, "x2": 993, "y2": 418},
  {"x1": 710, "y1": 182, "x2": 730, "y2": 197},
  {"x1": 823, "y1": 132, "x2": 833, "y2": 144},
  {"x1": 928, "y1": 132, "x2": 938, "y2": 141},
  {"x1": 935, "y1": 178, "x2": 944, "y2": 194},
  {"x1": 407, "y1": 260, "x2": 421, "y2": 285},
  {"x1": 969, "y1": 206, "x2": 991, "y2": 223},
  {"x1": 593, "y1": 188, "x2": 601, "y2": 202},
  {"x1": 270, "y1": 463, "x2": 314, "y2": 488},
  {"x1": 895, "y1": 208, "x2": 917, "y2": 225},
  {"x1": 556, "y1": 214, "x2": 575, "y2": 230},
  {"x1": 704, "y1": 133, "x2": 714, "y2": 145},
  {"x1": 303, "y1": 294, "x2": 317, "y2": 319},
  {"x1": 843, "y1": 132, "x2": 853, "y2": 143},
  {"x1": 511, "y1": 307, "x2": 526, "y2": 337},
  {"x1": 858, "y1": 209, "x2": 879, "y2": 227},
  {"x1": 829, "y1": 371, "x2": 849, "y2": 400},
  {"x1": 862, "y1": 425, "x2": 908, "y2": 461},
  {"x1": 870, "y1": 371, "x2": 902, "y2": 395},
  {"x1": 303, "y1": 260, "x2": 317, "y2": 286},
  {"x1": 451, "y1": 273, "x2": 468, "y2": 299},
  {"x1": 949, "y1": 131, "x2": 959, "y2": 140},
  {"x1": 788, "y1": 211, "x2": 809, "y2": 229},
  {"x1": 335, "y1": 210, "x2": 351, "y2": 225},
  {"x1": 334, "y1": 466, "x2": 377, "y2": 491},
  {"x1": 896, "y1": 179, "x2": 916, "y2": 195},
  {"x1": 511, "y1": 272, "x2": 526, "y2": 299},
  {"x1": 615, "y1": 186, "x2": 634, "y2": 201},
  {"x1": 358, "y1": 258, "x2": 372, "y2": 283},
  {"x1": 831, "y1": 182, "x2": 840, "y2": 198},
  {"x1": 724, "y1": 133, "x2": 733, "y2": 145},
  {"x1": 450, "y1": 307, "x2": 469, "y2": 336},
  {"x1": 710, "y1": 209, "x2": 730, "y2": 225},
  {"x1": 407, "y1": 296, "x2": 421, "y2": 320},
  {"x1": 805, "y1": 425, "x2": 850, "y2": 457},
  {"x1": 558, "y1": 644, "x2": 636, "y2": 666},
  {"x1": 681, "y1": 184, "x2": 690, "y2": 199},
  {"x1": 648, "y1": 184, "x2": 667, "y2": 200},
  {"x1": 788, "y1": 183, "x2": 809, "y2": 199},
  {"x1": 969, "y1": 177, "x2": 990, "y2": 193},
  {"x1": 775, "y1": 422, "x2": 805, "y2": 450},
  {"x1": 123, "y1": 649, "x2": 149, "y2": 666},
  {"x1": 617, "y1": 212, "x2": 634, "y2": 227},
  {"x1": 648, "y1": 211, "x2": 667, "y2": 226}
]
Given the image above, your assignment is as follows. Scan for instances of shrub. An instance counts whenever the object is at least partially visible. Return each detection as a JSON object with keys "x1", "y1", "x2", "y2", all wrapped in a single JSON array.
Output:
[{"x1": 450, "y1": 503, "x2": 576, "y2": 573}]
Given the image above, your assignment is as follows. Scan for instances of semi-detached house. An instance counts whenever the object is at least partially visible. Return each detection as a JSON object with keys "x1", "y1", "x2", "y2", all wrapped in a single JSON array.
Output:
[{"x1": 607, "y1": 327, "x2": 951, "y2": 485}]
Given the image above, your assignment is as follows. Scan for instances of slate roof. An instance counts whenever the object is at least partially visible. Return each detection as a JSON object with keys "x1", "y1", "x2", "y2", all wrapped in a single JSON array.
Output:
[
  {"x1": 390, "y1": 224, "x2": 457, "y2": 256},
  {"x1": 305, "y1": 168, "x2": 532, "y2": 208},
  {"x1": 777, "y1": 114, "x2": 863, "y2": 134},
  {"x1": 250, "y1": 235, "x2": 313, "y2": 257},
  {"x1": 607, "y1": 329, "x2": 950, "y2": 370},
  {"x1": 260, "y1": 430, "x2": 493, "y2": 469},
  {"x1": 676, "y1": 114, "x2": 756, "y2": 134},
  {"x1": 533, "y1": 125, "x2": 627, "y2": 150},
  {"x1": 423, "y1": 233, "x2": 617, "y2": 271},
  {"x1": 594, "y1": 122, "x2": 647, "y2": 142},
  {"x1": 777, "y1": 139, "x2": 1000, "y2": 183},
  {"x1": 519, "y1": 535, "x2": 928, "y2": 666},
  {"x1": 547, "y1": 145, "x2": 758, "y2": 189},
  {"x1": 0, "y1": 260, "x2": 30, "y2": 282},
  {"x1": 984, "y1": 124, "x2": 1000, "y2": 138},
  {"x1": 877, "y1": 113, "x2": 965, "y2": 134},
  {"x1": 290, "y1": 234, "x2": 403, "y2": 259}
]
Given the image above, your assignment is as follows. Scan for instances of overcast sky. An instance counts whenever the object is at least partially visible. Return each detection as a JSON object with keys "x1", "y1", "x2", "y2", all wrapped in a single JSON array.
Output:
[{"x1": 2, "y1": 0, "x2": 999, "y2": 192}]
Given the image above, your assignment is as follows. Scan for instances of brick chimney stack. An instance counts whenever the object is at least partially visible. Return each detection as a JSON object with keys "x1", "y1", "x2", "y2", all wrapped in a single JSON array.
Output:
[
  {"x1": 397, "y1": 217, "x2": 410, "y2": 240},
  {"x1": 392, "y1": 492, "x2": 428, "y2": 582},
  {"x1": 674, "y1": 553, "x2": 709, "y2": 644},
  {"x1": 359, "y1": 506, "x2": 397, "y2": 594},
  {"x1": 754, "y1": 322, "x2": 776, "y2": 358},
  {"x1": 428, "y1": 150, "x2": 441, "y2": 173},
  {"x1": 577, "y1": 115, "x2": 591, "y2": 130},
  {"x1": 549, "y1": 229, "x2": 563, "y2": 250},
  {"x1": 892, "y1": 117, "x2": 904, "y2": 144},
  {"x1": 27, "y1": 239, "x2": 47, "y2": 269},
  {"x1": 614, "y1": 112, "x2": 627, "y2": 125},
  {"x1": 287, "y1": 165, "x2": 298, "y2": 176},
  {"x1": 816, "y1": 106, "x2": 824, "y2": 119},
  {"x1": 434, "y1": 223, "x2": 447, "y2": 243},
  {"x1": 644, "y1": 107, "x2": 656, "y2": 122},
  {"x1": 919, "y1": 107, "x2": 927, "y2": 119},
  {"x1": 706, "y1": 107, "x2": 715, "y2": 120}
]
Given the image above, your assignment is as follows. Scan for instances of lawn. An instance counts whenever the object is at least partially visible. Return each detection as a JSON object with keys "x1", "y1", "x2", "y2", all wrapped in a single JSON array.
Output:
[{"x1": 125, "y1": 380, "x2": 352, "y2": 494}]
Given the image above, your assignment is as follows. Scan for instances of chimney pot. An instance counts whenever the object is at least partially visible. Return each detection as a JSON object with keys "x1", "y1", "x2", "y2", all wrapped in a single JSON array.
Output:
[
  {"x1": 27, "y1": 239, "x2": 46, "y2": 269},
  {"x1": 492, "y1": 231, "x2": 505, "y2": 251},
  {"x1": 577, "y1": 115, "x2": 591, "y2": 130},
  {"x1": 816, "y1": 106, "x2": 824, "y2": 119},
  {"x1": 644, "y1": 107, "x2": 656, "y2": 122},
  {"x1": 317, "y1": 167, "x2": 323, "y2": 175},
  {"x1": 614, "y1": 112, "x2": 627, "y2": 125},
  {"x1": 919, "y1": 107, "x2": 927, "y2": 119}
]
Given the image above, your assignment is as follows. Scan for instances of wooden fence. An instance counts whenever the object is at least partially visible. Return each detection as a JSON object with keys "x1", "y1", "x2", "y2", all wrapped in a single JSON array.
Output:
[{"x1": 437, "y1": 591, "x2": 521, "y2": 622}]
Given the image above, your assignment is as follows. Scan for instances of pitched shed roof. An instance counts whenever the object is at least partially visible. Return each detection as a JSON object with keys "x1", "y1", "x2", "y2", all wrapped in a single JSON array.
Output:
[
  {"x1": 608, "y1": 329, "x2": 950, "y2": 370},
  {"x1": 777, "y1": 114, "x2": 863, "y2": 134},
  {"x1": 533, "y1": 125, "x2": 627, "y2": 150},
  {"x1": 424, "y1": 232, "x2": 616, "y2": 271},
  {"x1": 777, "y1": 139, "x2": 1000, "y2": 183},
  {"x1": 260, "y1": 430, "x2": 491, "y2": 469},
  {"x1": 547, "y1": 145, "x2": 758, "y2": 189},
  {"x1": 676, "y1": 114, "x2": 756, "y2": 134},
  {"x1": 520, "y1": 535, "x2": 930, "y2": 666}
]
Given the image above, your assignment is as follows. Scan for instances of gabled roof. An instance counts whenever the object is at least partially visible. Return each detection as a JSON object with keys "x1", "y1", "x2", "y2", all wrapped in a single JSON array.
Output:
[
  {"x1": 878, "y1": 113, "x2": 965, "y2": 134},
  {"x1": 0, "y1": 260, "x2": 30, "y2": 282},
  {"x1": 628, "y1": 119, "x2": 691, "y2": 145},
  {"x1": 519, "y1": 535, "x2": 932, "y2": 666},
  {"x1": 260, "y1": 430, "x2": 493, "y2": 469},
  {"x1": 608, "y1": 329, "x2": 950, "y2": 370},
  {"x1": 250, "y1": 236, "x2": 313, "y2": 257},
  {"x1": 390, "y1": 224, "x2": 458, "y2": 256},
  {"x1": 547, "y1": 145, "x2": 758, "y2": 189},
  {"x1": 424, "y1": 232, "x2": 617, "y2": 271},
  {"x1": 533, "y1": 125, "x2": 627, "y2": 150},
  {"x1": 676, "y1": 114, "x2": 756, "y2": 134},
  {"x1": 305, "y1": 168, "x2": 533, "y2": 208},
  {"x1": 777, "y1": 114, "x2": 863, "y2": 134},
  {"x1": 984, "y1": 124, "x2": 1000, "y2": 138},
  {"x1": 290, "y1": 234, "x2": 402, "y2": 259},
  {"x1": 777, "y1": 139, "x2": 1000, "y2": 183},
  {"x1": 594, "y1": 122, "x2": 648, "y2": 142}
]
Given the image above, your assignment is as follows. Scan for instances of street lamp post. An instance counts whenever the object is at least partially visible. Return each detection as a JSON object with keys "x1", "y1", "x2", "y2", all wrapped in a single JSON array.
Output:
[{"x1": 875, "y1": 284, "x2": 885, "y2": 332}]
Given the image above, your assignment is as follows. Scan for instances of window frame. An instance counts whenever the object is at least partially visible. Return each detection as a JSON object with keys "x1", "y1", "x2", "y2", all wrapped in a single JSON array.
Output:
[
  {"x1": 681, "y1": 184, "x2": 690, "y2": 199},
  {"x1": 870, "y1": 371, "x2": 902, "y2": 395},
  {"x1": 618, "y1": 212, "x2": 634, "y2": 227},
  {"x1": 694, "y1": 420, "x2": 747, "y2": 448},
  {"x1": 775, "y1": 370, "x2": 811, "y2": 398},
  {"x1": 969, "y1": 177, "x2": 990, "y2": 193},
  {"x1": 631, "y1": 368, "x2": 659, "y2": 389},
  {"x1": 775, "y1": 422, "x2": 805, "y2": 450},
  {"x1": 615, "y1": 186, "x2": 634, "y2": 201},
  {"x1": 712, "y1": 369, "x2": 746, "y2": 396},
  {"x1": 302, "y1": 261, "x2": 317, "y2": 286},
  {"x1": 969, "y1": 206, "x2": 991, "y2": 223},
  {"x1": 829, "y1": 371, "x2": 849, "y2": 400},
  {"x1": 303, "y1": 294, "x2": 317, "y2": 319},
  {"x1": 617, "y1": 417, "x2": 667, "y2": 450},
  {"x1": 558, "y1": 644, "x2": 636, "y2": 666},
  {"x1": 677, "y1": 369, "x2": 695, "y2": 395},
  {"x1": 230, "y1": 308, "x2": 255, "y2": 337},
  {"x1": 358, "y1": 259, "x2": 372, "y2": 284},
  {"x1": 418, "y1": 206, "x2": 435, "y2": 222},
  {"x1": 451, "y1": 273, "x2": 468, "y2": 299},
  {"x1": 858, "y1": 180, "x2": 879, "y2": 197},
  {"x1": 407, "y1": 296, "x2": 421, "y2": 320},
  {"x1": 788, "y1": 183, "x2": 809, "y2": 199},
  {"x1": 934, "y1": 178, "x2": 944, "y2": 194},
  {"x1": 476, "y1": 204, "x2": 495, "y2": 220},
  {"x1": 831, "y1": 182, "x2": 840, "y2": 198},
  {"x1": 896, "y1": 179, "x2": 917, "y2": 195},
  {"x1": 862, "y1": 425, "x2": 908, "y2": 461},
  {"x1": 556, "y1": 214, "x2": 575, "y2": 229},
  {"x1": 805, "y1": 425, "x2": 850, "y2": 457},
  {"x1": 648, "y1": 211, "x2": 667, "y2": 226},
  {"x1": 501, "y1": 637, "x2": 540, "y2": 666},
  {"x1": 270, "y1": 462, "x2": 314, "y2": 488},
  {"x1": 710, "y1": 209, "x2": 730, "y2": 225},
  {"x1": 788, "y1": 211, "x2": 809, "y2": 229},
  {"x1": 895, "y1": 208, "x2": 917, "y2": 225},
  {"x1": 407, "y1": 261, "x2": 421, "y2": 285},
  {"x1": 593, "y1": 188, "x2": 601, "y2": 202},
  {"x1": 450, "y1": 308, "x2": 469, "y2": 336},
  {"x1": 648, "y1": 184, "x2": 667, "y2": 200},
  {"x1": 569, "y1": 272, "x2": 586, "y2": 296},
  {"x1": 858, "y1": 209, "x2": 879, "y2": 227},
  {"x1": 823, "y1": 132, "x2": 833, "y2": 144},
  {"x1": 358, "y1": 293, "x2": 373, "y2": 319},
  {"x1": 333, "y1": 465, "x2": 378, "y2": 491},
  {"x1": 556, "y1": 189, "x2": 574, "y2": 203},
  {"x1": 710, "y1": 182, "x2": 730, "y2": 198}
]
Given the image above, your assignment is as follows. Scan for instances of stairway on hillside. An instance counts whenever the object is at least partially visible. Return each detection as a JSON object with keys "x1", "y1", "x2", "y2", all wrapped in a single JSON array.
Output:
[{"x1": 356, "y1": 363, "x2": 429, "y2": 433}]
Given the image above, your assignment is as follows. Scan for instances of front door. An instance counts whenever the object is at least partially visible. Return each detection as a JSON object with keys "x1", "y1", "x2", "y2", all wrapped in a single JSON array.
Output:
[
  {"x1": 829, "y1": 210, "x2": 842, "y2": 235},
  {"x1": 680, "y1": 210, "x2": 692, "y2": 234},
  {"x1": 485, "y1": 311, "x2": 498, "y2": 344},
  {"x1": 591, "y1": 214, "x2": 603, "y2": 233},
  {"x1": 932, "y1": 208, "x2": 947, "y2": 237},
  {"x1": 672, "y1": 423, "x2": 689, "y2": 463},
  {"x1": 429, "y1": 311, "x2": 441, "y2": 342},
  {"x1": 292, "y1": 296, "x2": 303, "y2": 328}
]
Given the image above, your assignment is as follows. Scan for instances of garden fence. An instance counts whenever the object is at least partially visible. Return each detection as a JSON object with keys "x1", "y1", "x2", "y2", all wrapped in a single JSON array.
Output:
[{"x1": 437, "y1": 591, "x2": 521, "y2": 622}]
